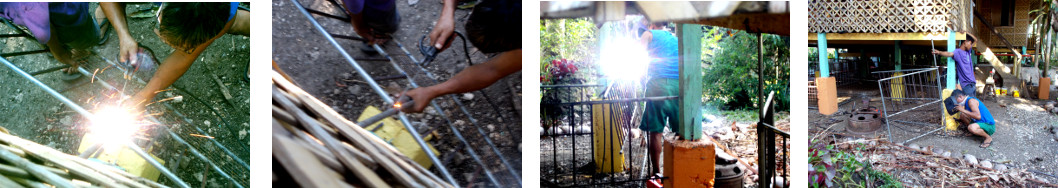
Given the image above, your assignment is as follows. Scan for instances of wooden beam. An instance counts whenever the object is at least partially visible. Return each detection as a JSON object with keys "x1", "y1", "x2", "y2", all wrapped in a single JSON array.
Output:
[
  {"x1": 808, "y1": 32, "x2": 967, "y2": 41},
  {"x1": 677, "y1": 24, "x2": 703, "y2": 140},
  {"x1": 680, "y1": 13, "x2": 790, "y2": 36}
]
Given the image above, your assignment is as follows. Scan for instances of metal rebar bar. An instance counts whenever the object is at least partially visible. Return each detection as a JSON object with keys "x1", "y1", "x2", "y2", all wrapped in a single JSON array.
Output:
[
  {"x1": 1, "y1": 49, "x2": 50, "y2": 58},
  {"x1": 305, "y1": 8, "x2": 348, "y2": 21},
  {"x1": 29, "y1": 65, "x2": 71, "y2": 76},
  {"x1": 289, "y1": 0, "x2": 458, "y2": 185},
  {"x1": 128, "y1": 142, "x2": 191, "y2": 188}
]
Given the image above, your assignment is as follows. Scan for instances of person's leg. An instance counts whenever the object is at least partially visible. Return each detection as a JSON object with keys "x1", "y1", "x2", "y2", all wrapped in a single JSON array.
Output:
[
  {"x1": 968, "y1": 123, "x2": 992, "y2": 147},
  {"x1": 957, "y1": 112, "x2": 973, "y2": 125},
  {"x1": 44, "y1": 28, "x2": 76, "y2": 72},
  {"x1": 648, "y1": 131, "x2": 662, "y2": 175}
]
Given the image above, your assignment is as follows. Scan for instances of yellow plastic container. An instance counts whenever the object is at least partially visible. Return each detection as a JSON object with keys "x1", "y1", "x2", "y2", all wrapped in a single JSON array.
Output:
[
  {"x1": 358, "y1": 106, "x2": 440, "y2": 168},
  {"x1": 942, "y1": 89, "x2": 958, "y2": 131},
  {"x1": 591, "y1": 102, "x2": 625, "y2": 173},
  {"x1": 77, "y1": 136, "x2": 162, "y2": 181}
]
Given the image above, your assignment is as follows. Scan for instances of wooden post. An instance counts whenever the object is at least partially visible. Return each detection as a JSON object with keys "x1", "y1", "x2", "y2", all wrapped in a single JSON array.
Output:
[
  {"x1": 817, "y1": 33, "x2": 838, "y2": 115},
  {"x1": 818, "y1": 33, "x2": 829, "y2": 77},
  {"x1": 677, "y1": 23, "x2": 703, "y2": 140},
  {"x1": 947, "y1": 30, "x2": 958, "y2": 89},
  {"x1": 895, "y1": 41, "x2": 902, "y2": 70}
]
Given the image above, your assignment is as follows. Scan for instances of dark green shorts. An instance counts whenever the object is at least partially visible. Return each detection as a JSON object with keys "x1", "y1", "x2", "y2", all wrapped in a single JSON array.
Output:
[
  {"x1": 639, "y1": 78, "x2": 678, "y2": 133},
  {"x1": 975, "y1": 122, "x2": 995, "y2": 135}
]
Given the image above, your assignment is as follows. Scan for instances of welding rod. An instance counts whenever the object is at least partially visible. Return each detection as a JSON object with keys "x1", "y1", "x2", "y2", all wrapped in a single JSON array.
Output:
[{"x1": 357, "y1": 101, "x2": 413, "y2": 127}]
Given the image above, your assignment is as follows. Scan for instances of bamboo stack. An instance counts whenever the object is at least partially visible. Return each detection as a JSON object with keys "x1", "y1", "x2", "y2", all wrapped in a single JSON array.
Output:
[
  {"x1": 271, "y1": 70, "x2": 453, "y2": 188},
  {"x1": 0, "y1": 130, "x2": 166, "y2": 188}
]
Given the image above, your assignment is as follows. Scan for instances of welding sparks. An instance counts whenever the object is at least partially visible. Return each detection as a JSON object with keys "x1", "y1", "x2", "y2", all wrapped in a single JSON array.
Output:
[
  {"x1": 393, "y1": 102, "x2": 402, "y2": 109},
  {"x1": 189, "y1": 134, "x2": 214, "y2": 139},
  {"x1": 86, "y1": 106, "x2": 146, "y2": 147},
  {"x1": 598, "y1": 16, "x2": 650, "y2": 81}
]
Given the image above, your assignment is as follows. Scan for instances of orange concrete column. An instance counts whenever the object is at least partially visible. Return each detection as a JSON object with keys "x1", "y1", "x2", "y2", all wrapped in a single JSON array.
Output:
[
  {"x1": 1041, "y1": 77, "x2": 1051, "y2": 100},
  {"x1": 816, "y1": 77, "x2": 838, "y2": 115},
  {"x1": 663, "y1": 136, "x2": 715, "y2": 187}
]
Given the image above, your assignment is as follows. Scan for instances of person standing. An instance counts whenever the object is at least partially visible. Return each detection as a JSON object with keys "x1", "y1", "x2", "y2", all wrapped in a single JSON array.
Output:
[
  {"x1": 932, "y1": 32, "x2": 979, "y2": 97},
  {"x1": 637, "y1": 20, "x2": 679, "y2": 176}
]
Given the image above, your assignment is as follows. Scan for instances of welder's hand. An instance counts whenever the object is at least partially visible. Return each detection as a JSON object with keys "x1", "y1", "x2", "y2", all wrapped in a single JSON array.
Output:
[
  {"x1": 118, "y1": 36, "x2": 139, "y2": 64},
  {"x1": 121, "y1": 91, "x2": 153, "y2": 116},
  {"x1": 399, "y1": 88, "x2": 438, "y2": 113},
  {"x1": 931, "y1": 49, "x2": 941, "y2": 55},
  {"x1": 429, "y1": 15, "x2": 455, "y2": 51},
  {"x1": 955, "y1": 105, "x2": 965, "y2": 112}
]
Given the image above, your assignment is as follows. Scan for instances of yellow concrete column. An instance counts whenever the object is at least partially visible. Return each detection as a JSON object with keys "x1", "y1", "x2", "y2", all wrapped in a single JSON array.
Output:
[
  {"x1": 1041, "y1": 77, "x2": 1051, "y2": 100},
  {"x1": 663, "y1": 136, "x2": 715, "y2": 187},
  {"x1": 816, "y1": 77, "x2": 838, "y2": 115}
]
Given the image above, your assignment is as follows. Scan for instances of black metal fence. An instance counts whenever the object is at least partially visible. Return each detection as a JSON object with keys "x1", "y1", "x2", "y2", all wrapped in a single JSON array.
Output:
[{"x1": 540, "y1": 82, "x2": 664, "y2": 187}]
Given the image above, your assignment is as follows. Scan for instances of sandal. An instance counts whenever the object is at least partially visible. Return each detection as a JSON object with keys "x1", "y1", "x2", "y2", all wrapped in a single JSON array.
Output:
[{"x1": 980, "y1": 140, "x2": 992, "y2": 148}]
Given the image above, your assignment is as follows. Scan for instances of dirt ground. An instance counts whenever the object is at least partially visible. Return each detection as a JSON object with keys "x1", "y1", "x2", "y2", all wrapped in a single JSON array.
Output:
[
  {"x1": 0, "y1": 3, "x2": 249, "y2": 187},
  {"x1": 809, "y1": 67, "x2": 1058, "y2": 184},
  {"x1": 272, "y1": 0, "x2": 523, "y2": 186}
]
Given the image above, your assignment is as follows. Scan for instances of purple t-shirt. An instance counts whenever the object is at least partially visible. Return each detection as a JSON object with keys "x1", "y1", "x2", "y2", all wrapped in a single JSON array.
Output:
[
  {"x1": 342, "y1": 0, "x2": 395, "y2": 14},
  {"x1": 953, "y1": 48, "x2": 975, "y2": 85}
]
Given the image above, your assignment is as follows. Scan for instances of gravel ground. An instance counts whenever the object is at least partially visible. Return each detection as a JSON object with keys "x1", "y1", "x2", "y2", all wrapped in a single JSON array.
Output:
[
  {"x1": 0, "y1": 3, "x2": 249, "y2": 187},
  {"x1": 809, "y1": 69, "x2": 1058, "y2": 183},
  {"x1": 272, "y1": 0, "x2": 523, "y2": 186}
]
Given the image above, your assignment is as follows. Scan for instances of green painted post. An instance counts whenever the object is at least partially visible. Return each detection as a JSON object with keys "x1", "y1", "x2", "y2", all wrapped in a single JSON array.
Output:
[
  {"x1": 819, "y1": 33, "x2": 830, "y2": 77},
  {"x1": 947, "y1": 30, "x2": 957, "y2": 89},
  {"x1": 895, "y1": 41, "x2": 902, "y2": 70},
  {"x1": 677, "y1": 24, "x2": 703, "y2": 140}
]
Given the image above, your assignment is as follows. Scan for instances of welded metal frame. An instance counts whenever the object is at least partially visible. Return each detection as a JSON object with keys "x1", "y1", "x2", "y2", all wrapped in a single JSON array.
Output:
[
  {"x1": 0, "y1": 18, "x2": 248, "y2": 187},
  {"x1": 0, "y1": 56, "x2": 192, "y2": 188},
  {"x1": 539, "y1": 83, "x2": 664, "y2": 187},
  {"x1": 289, "y1": 0, "x2": 524, "y2": 186},
  {"x1": 873, "y1": 67, "x2": 946, "y2": 145}
]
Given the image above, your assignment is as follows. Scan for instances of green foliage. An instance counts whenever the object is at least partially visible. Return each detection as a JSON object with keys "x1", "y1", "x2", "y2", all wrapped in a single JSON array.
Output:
[
  {"x1": 540, "y1": 18, "x2": 598, "y2": 85},
  {"x1": 809, "y1": 139, "x2": 902, "y2": 188},
  {"x1": 701, "y1": 28, "x2": 790, "y2": 110}
]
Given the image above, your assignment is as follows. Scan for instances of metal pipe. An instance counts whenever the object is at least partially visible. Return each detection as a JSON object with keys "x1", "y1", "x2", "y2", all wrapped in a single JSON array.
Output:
[
  {"x1": 78, "y1": 143, "x2": 103, "y2": 158},
  {"x1": 289, "y1": 0, "x2": 458, "y2": 185},
  {"x1": 127, "y1": 142, "x2": 190, "y2": 188},
  {"x1": 1, "y1": 49, "x2": 50, "y2": 58},
  {"x1": 0, "y1": 56, "x2": 91, "y2": 116},
  {"x1": 883, "y1": 100, "x2": 941, "y2": 118}
]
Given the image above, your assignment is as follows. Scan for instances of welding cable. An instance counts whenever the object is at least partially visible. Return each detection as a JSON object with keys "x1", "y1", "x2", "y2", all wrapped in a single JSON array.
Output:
[{"x1": 419, "y1": 31, "x2": 472, "y2": 67}]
